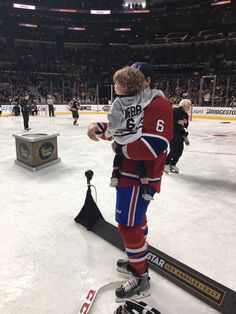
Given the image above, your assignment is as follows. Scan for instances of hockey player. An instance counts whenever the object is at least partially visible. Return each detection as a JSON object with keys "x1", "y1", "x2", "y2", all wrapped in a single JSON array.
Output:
[
  {"x1": 164, "y1": 98, "x2": 191, "y2": 174},
  {"x1": 87, "y1": 62, "x2": 173, "y2": 301},
  {"x1": 70, "y1": 96, "x2": 80, "y2": 126},
  {"x1": 106, "y1": 66, "x2": 164, "y2": 201}
]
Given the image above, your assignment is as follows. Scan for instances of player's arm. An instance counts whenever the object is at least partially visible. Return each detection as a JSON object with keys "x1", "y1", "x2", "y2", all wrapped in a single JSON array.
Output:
[
  {"x1": 87, "y1": 122, "x2": 111, "y2": 141},
  {"x1": 87, "y1": 99, "x2": 122, "y2": 141},
  {"x1": 118, "y1": 135, "x2": 169, "y2": 161}
]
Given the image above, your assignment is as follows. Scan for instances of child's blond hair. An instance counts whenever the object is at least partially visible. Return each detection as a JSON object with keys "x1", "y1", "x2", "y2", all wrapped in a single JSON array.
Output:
[{"x1": 113, "y1": 66, "x2": 145, "y2": 95}]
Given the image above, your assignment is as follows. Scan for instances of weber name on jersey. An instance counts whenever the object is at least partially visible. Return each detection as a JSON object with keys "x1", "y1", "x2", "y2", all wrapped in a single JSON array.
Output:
[{"x1": 106, "y1": 89, "x2": 164, "y2": 145}]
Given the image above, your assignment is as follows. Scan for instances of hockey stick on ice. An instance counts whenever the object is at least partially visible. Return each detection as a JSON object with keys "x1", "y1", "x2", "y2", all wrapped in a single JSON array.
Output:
[
  {"x1": 75, "y1": 172, "x2": 236, "y2": 314},
  {"x1": 79, "y1": 280, "x2": 124, "y2": 314}
]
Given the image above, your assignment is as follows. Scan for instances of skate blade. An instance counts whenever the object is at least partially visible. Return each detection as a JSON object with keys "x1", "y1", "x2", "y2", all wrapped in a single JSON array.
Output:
[
  {"x1": 116, "y1": 267, "x2": 132, "y2": 276},
  {"x1": 142, "y1": 194, "x2": 154, "y2": 201},
  {"x1": 170, "y1": 170, "x2": 179, "y2": 173},
  {"x1": 115, "y1": 290, "x2": 151, "y2": 303}
]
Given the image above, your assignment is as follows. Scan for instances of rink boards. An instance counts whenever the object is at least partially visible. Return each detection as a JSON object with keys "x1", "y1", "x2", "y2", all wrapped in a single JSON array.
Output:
[{"x1": 1, "y1": 104, "x2": 236, "y2": 120}]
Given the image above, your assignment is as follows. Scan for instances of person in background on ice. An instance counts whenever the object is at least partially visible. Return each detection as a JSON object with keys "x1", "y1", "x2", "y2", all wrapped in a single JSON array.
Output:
[
  {"x1": 0, "y1": 104, "x2": 2, "y2": 116},
  {"x1": 87, "y1": 62, "x2": 173, "y2": 302},
  {"x1": 164, "y1": 98, "x2": 191, "y2": 174},
  {"x1": 70, "y1": 96, "x2": 80, "y2": 126},
  {"x1": 105, "y1": 65, "x2": 164, "y2": 201},
  {"x1": 47, "y1": 93, "x2": 55, "y2": 117},
  {"x1": 19, "y1": 94, "x2": 31, "y2": 130}
]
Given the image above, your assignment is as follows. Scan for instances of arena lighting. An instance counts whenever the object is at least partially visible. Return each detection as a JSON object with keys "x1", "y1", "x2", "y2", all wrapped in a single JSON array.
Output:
[
  {"x1": 211, "y1": 0, "x2": 231, "y2": 5},
  {"x1": 19, "y1": 23, "x2": 38, "y2": 28},
  {"x1": 90, "y1": 10, "x2": 111, "y2": 14},
  {"x1": 13, "y1": 3, "x2": 35, "y2": 10},
  {"x1": 123, "y1": 9, "x2": 150, "y2": 13},
  {"x1": 68, "y1": 27, "x2": 85, "y2": 31},
  {"x1": 114, "y1": 27, "x2": 132, "y2": 31},
  {"x1": 11, "y1": 4, "x2": 149, "y2": 15},
  {"x1": 50, "y1": 8, "x2": 77, "y2": 13}
]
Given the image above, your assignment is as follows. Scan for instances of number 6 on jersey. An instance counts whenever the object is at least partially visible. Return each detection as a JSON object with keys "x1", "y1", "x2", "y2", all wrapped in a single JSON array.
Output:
[{"x1": 156, "y1": 119, "x2": 164, "y2": 132}]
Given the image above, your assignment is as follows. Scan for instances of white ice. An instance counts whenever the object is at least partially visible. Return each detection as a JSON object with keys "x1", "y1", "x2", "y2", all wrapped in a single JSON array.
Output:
[{"x1": 0, "y1": 114, "x2": 235, "y2": 314}]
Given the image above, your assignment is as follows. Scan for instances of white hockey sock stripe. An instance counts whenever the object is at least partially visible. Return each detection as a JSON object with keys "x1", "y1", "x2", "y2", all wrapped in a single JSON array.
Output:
[{"x1": 125, "y1": 241, "x2": 148, "y2": 254}]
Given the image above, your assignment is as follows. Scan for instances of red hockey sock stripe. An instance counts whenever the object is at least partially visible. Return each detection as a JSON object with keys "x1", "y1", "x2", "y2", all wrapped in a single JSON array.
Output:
[{"x1": 118, "y1": 223, "x2": 148, "y2": 275}]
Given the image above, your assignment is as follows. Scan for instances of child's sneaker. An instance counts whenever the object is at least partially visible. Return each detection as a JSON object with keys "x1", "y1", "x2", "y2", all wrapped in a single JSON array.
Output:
[
  {"x1": 110, "y1": 169, "x2": 120, "y2": 187},
  {"x1": 115, "y1": 273, "x2": 150, "y2": 302},
  {"x1": 141, "y1": 184, "x2": 154, "y2": 201},
  {"x1": 164, "y1": 165, "x2": 170, "y2": 174},
  {"x1": 170, "y1": 165, "x2": 179, "y2": 173}
]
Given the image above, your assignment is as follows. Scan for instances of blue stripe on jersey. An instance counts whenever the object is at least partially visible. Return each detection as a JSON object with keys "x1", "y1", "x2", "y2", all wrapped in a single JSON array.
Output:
[
  {"x1": 142, "y1": 135, "x2": 168, "y2": 155},
  {"x1": 126, "y1": 251, "x2": 147, "y2": 259},
  {"x1": 115, "y1": 186, "x2": 156, "y2": 226}
]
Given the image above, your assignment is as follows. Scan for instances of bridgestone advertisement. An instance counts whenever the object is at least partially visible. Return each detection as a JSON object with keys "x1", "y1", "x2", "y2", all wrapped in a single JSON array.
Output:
[{"x1": 192, "y1": 107, "x2": 236, "y2": 120}]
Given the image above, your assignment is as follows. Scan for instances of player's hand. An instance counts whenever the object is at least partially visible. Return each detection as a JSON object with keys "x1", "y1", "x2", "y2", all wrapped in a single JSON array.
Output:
[{"x1": 87, "y1": 123, "x2": 100, "y2": 141}]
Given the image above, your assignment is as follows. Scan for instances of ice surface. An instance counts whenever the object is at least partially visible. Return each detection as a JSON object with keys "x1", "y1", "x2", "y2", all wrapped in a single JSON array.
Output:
[{"x1": 0, "y1": 114, "x2": 235, "y2": 314}]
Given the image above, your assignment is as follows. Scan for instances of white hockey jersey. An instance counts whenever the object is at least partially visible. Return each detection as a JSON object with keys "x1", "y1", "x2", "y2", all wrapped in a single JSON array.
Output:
[{"x1": 105, "y1": 89, "x2": 164, "y2": 144}]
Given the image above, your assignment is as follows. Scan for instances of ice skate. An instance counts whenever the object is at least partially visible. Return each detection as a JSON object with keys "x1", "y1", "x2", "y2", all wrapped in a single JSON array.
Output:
[
  {"x1": 170, "y1": 165, "x2": 179, "y2": 173},
  {"x1": 117, "y1": 258, "x2": 132, "y2": 275},
  {"x1": 115, "y1": 273, "x2": 150, "y2": 302},
  {"x1": 183, "y1": 136, "x2": 190, "y2": 146},
  {"x1": 141, "y1": 184, "x2": 154, "y2": 201},
  {"x1": 164, "y1": 164, "x2": 170, "y2": 174},
  {"x1": 114, "y1": 300, "x2": 161, "y2": 314},
  {"x1": 114, "y1": 305, "x2": 129, "y2": 314}
]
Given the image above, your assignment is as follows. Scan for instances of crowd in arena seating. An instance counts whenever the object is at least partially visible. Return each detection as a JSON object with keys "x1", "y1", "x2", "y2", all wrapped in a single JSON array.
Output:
[
  {"x1": 0, "y1": 38, "x2": 235, "y2": 107},
  {"x1": 1, "y1": 38, "x2": 235, "y2": 75}
]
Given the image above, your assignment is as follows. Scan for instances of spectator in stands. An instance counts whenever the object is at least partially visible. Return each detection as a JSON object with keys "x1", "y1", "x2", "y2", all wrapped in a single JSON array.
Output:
[
  {"x1": 230, "y1": 96, "x2": 236, "y2": 107},
  {"x1": 203, "y1": 90, "x2": 211, "y2": 106}
]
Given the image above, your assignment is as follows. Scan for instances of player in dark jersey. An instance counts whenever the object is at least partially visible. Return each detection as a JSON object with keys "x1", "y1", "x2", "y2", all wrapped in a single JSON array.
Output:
[
  {"x1": 164, "y1": 99, "x2": 191, "y2": 174},
  {"x1": 70, "y1": 97, "x2": 80, "y2": 126}
]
